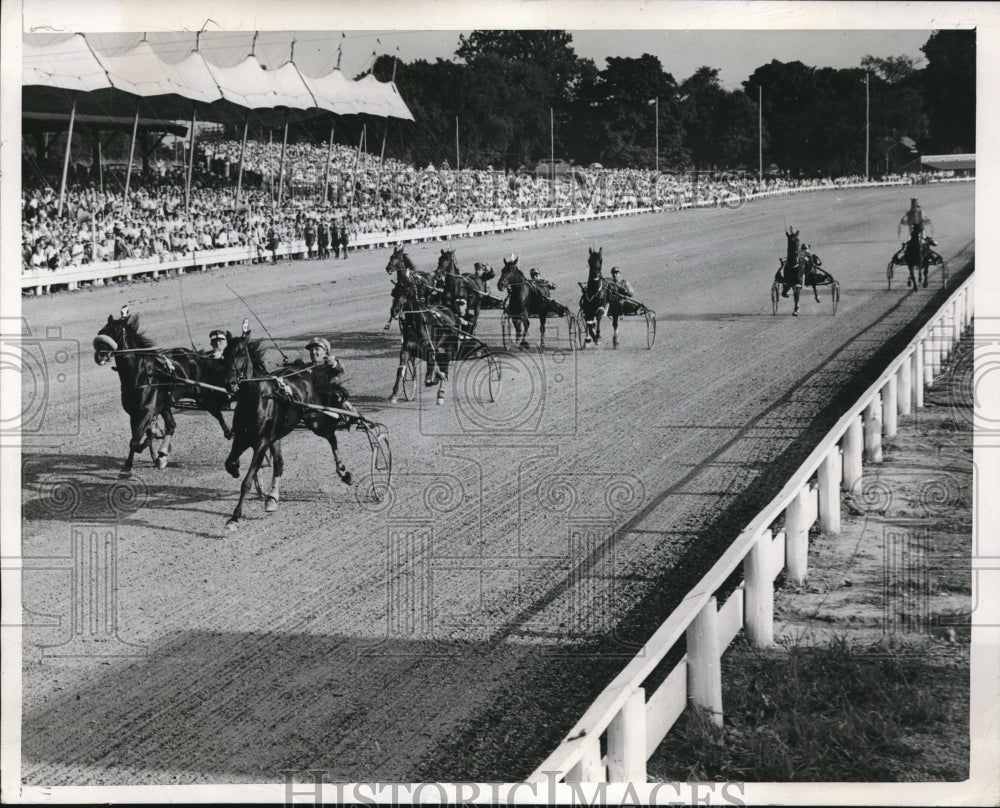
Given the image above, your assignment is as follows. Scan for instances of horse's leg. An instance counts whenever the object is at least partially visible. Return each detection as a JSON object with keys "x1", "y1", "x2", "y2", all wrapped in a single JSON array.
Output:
[
  {"x1": 436, "y1": 378, "x2": 445, "y2": 406},
  {"x1": 226, "y1": 439, "x2": 270, "y2": 530},
  {"x1": 519, "y1": 315, "x2": 531, "y2": 349},
  {"x1": 538, "y1": 314, "x2": 547, "y2": 351},
  {"x1": 224, "y1": 429, "x2": 252, "y2": 478},
  {"x1": 154, "y1": 407, "x2": 176, "y2": 469},
  {"x1": 389, "y1": 348, "x2": 408, "y2": 402},
  {"x1": 326, "y1": 433, "x2": 354, "y2": 485},
  {"x1": 210, "y1": 408, "x2": 233, "y2": 440},
  {"x1": 812, "y1": 281, "x2": 821, "y2": 303},
  {"x1": 594, "y1": 306, "x2": 605, "y2": 345},
  {"x1": 612, "y1": 312, "x2": 620, "y2": 347},
  {"x1": 122, "y1": 410, "x2": 155, "y2": 477},
  {"x1": 792, "y1": 287, "x2": 801, "y2": 316},
  {"x1": 264, "y1": 440, "x2": 284, "y2": 512}
]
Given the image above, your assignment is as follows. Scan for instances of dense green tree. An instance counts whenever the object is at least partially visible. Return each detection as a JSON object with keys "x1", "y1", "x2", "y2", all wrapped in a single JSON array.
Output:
[{"x1": 920, "y1": 30, "x2": 975, "y2": 152}]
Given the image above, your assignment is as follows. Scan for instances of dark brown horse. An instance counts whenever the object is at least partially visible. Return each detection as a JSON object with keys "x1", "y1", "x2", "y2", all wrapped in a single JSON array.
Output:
[
  {"x1": 389, "y1": 287, "x2": 460, "y2": 406},
  {"x1": 578, "y1": 247, "x2": 611, "y2": 345},
  {"x1": 384, "y1": 245, "x2": 442, "y2": 330},
  {"x1": 221, "y1": 328, "x2": 357, "y2": 531},
  {"x1": 436, "y1": 248, "x2": 496, "y2": 334},
  {"x1": 93, "y1": 307, "x2": 233, "y2": 476},
  {"x1": 497, "y1": 254, "x2": 570, "y2": 350}
]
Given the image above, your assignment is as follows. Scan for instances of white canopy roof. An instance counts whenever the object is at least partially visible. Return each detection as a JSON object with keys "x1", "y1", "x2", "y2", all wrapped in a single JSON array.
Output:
[{"x1": 23, "y1": 33, "x2": 414, "y2": 123}]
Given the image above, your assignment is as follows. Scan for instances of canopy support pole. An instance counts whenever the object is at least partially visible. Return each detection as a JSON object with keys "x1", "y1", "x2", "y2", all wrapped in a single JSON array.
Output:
[
  {"x1": 234, "y1": 114, "x2": 249, "y2": 211},
  {"x1": 277, "y1": 113, "x2": 289, "y2": 207},
  {"x1": 98, "y1": 138, "x2": 104, "y2": 195},
  {"x1": 184, "y1": 106, "x2": 198, "y2": 215},
  {"x1": 57, "y1": 92, "x2": 78, "y2": 218},
  {"x1": 349, "y1": 125, "x2": 364, "y2": 212},
  {"x1": 375, "y1": 118, "x2": 389, "y2": 202},
  {"x1": 123, "y1": 105, "x2": 140, "y2": 211},
  {"x1": 321, "y1": 123, "x2": 335, "y2": 205}
]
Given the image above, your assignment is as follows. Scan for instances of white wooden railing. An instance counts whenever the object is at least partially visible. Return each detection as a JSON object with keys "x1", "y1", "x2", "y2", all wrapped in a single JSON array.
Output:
[
  {"x1": 20, "y1": 177, "x2": 972, "y2": 296},
  {"x1": 527, "y1": 271, "x2": 974, "y2": 785}
]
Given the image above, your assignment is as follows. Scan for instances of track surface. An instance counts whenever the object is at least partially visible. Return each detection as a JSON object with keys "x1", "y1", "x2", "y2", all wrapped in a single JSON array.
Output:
[{"x1": 19, "y1": 183, "x2": 974, "y2": 784}]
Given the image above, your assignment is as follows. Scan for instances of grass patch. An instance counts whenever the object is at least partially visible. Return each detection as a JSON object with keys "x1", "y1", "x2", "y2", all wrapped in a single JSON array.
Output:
[{"x1": 648, "y1": 634, "x2": 968, "y2": 782}]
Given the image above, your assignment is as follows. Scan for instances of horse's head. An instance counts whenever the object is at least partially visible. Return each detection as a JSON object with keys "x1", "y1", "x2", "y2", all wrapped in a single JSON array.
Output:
[
  {"x1": 497, "y1": 254, "x2": 520, "y2": 292},
  {"x1": 588, "y1": 246, "x2": 603, "y2": 278},
  {"x1": 93, "y1": 305, "x2": 147, "y2": 365},
  {"x1": 222, "y1": 320, "x2": 262, "y2": 396},
  {"x1": 785, "y1": 228, "x2": 801, "y2": 257},
  {"x1": 386, "y1": 245, "x2": 408, "y2": 276},
  {"x1": 437, "y1": 248, "x2": 458, "y2": 275}
]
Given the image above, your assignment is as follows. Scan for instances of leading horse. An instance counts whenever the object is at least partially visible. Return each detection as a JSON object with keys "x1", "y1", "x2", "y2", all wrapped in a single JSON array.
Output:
[
  {"x1": 775, "y1": 228, "x2": 810, "y2": 315},
  {"x1": 93, "y1": 307, "x2": 233, "y2": 476},
  {"x1": 222, "y1": 327, "x2": 356, "y2": 530},
  {"x1": 903, "y1": 223, "x2": 930, "y2": 289}
]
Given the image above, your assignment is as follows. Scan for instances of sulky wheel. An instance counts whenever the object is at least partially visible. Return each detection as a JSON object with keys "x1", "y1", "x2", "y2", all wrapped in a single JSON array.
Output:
[
  {"x1": 253, "y1": 446, "x2": 275, "y2": 499},
  {"x1": 401, "y1": 356, "x2": 417, "y2": 401},
  {"x1": 501, "y1": 312, "x2": 514, "y2": 350},
  {"x1": 771, "y1": 281, "x2": 781, "y2": 315},
  {"x1": 831, "y1": 281, "x2": 840, "y2": 315},
  {"x1": 645, "y1": 310, "x2": 656, "y2": 348},
  {"x1": 368, "y1": 424, "x2": 392, "y2": 502},
  {"x1": 487, "y1": 354, "x2": 502, "y2": 402}
]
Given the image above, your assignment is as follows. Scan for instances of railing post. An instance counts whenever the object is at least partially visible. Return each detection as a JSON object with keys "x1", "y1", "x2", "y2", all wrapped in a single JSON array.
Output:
[
  {"x1": 882, "y1": 376, "x2": 898, "y2": 439},
  {"x1": 686, "y1": 596, "x2": 723, "y2": 727},
  {"x1": 898, "y1": 353, "x2": 912, "y2": 417},
  {"x1": 607, "y1": 688, "x2": 647, "y2": 782},
  {"x1": 743, "y1": 531, "x2": 774, "y2": 647},
  {"x1": 841, "y1": 415, "x2": 864, "y2": 493},
  {"x1": 566, "y1": 736, "x2": 606, "y2": 782},
  {"x1": 951, "y1": 300, "x2": 961, "y2": 348},
  {"x1": 818, "y1": 447, "x2": 842, "y2": 534},
  {"x1": 864, "y1": 396, "x2": 883, "y2": 464},
  {"x1": 785, "y1": 488, "x2": 811, "y2": 584},
  {"x1": 914, "y1": 340, "x2": 925, "y2": 409},
  {"x1": 927, "y1": 324, "x2": 940, "y2": 381}
]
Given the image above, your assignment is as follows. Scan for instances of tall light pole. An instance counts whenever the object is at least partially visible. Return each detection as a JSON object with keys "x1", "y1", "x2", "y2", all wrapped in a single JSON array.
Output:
[
  {"x1": 864, "y1": 70, "x2": 870, "y2": 181},
  {"x1": 655, "y1": 97, "x2": 659, "y2": 173},
  {"x1": 758, "y1": 85, "x2": 763, "y2": 184}
]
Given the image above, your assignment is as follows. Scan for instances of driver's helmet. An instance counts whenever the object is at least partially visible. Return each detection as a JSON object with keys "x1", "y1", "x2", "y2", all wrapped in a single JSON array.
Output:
[
  {"x1": 529, "y1": 268, "x2": 540, "y2": 279},
  {"x1": 306, "y1": 336, "x2": 330, "y2": 358},
  {"x1": 209, "y1": 329, "x2": 227, "y2": 346}
]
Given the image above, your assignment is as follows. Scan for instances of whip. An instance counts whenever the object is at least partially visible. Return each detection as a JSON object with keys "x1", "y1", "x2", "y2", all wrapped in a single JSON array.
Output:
[{"x1": 225, "y1": 283, "x2": 289, "y2": 362}]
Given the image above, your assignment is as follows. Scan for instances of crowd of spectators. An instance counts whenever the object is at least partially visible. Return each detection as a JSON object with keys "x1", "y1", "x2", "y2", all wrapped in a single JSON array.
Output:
[{"x1": 22, "y1": 135, "x2": 949, "y2": 275}]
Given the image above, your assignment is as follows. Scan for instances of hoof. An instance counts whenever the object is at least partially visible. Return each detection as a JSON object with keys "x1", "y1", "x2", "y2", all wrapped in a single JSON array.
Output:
[
  {"x1": 792, "y1": 308, "x2": 799, "y2": 317},
  {"x1": 781, "y1": 290, "x2": 789, "y2": 298},
  {"x1": 383, "y1": 323, "x2": 391, "y2": 331},
  {"x1": 265, "y1": 495, "x2": 279, "y2": 513},
  {"x1": 389, "y1": 395, "x2": 398, "y2": 403},
  {"x1": 436, "y1": 395, "x2": 445, "y2": 406},
  {"x1": 225, "y1": 520, "x2": 239, "y2": 532},
  {"x1": 341, "y1": 471, "x2": 353, "y2": 486},
  {"x1": 225, "y1": 460, "x2": 240, "y2": 478},
  {"x1": 156, "y1": 453, "x2": 168, "y2": 470},
  {"x1": 118, "y1": 469, "x2": 132, "y2": 480}
]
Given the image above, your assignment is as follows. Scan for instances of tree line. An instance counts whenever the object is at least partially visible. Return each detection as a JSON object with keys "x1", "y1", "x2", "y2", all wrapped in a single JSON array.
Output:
[{"x1": 346, "y1": 29, "x2": 973, "y2": 177}]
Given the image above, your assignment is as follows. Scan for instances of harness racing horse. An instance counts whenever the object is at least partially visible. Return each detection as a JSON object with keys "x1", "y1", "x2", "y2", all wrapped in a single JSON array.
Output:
[
  {"x1": 578, "y1": 247, "x2": 612, "y2": 345},
  {"x1": 497, "y1": 254, "x2": 570, "y2": 350},
  {"x1": 383, "y1": 245, "x2": 443, "y2": 330},
  {"x1": 775, "y1": 228, "x2": 811, "y2": 316},
  {"x1": 221, "y1": 328, "x2": 356, "y2": 530},
  {"x1": 389, "y1": 288, "x2": 459, "y2": 405},
  {"x1": 903, "y1": 223, "x2": 930, "y2": 289},
  {"x1": 436, "y1": 248, "x2": 496, "y2": 334},
  {"x1": 93, "y1": 308, "x2": 234, "y2": 476}
]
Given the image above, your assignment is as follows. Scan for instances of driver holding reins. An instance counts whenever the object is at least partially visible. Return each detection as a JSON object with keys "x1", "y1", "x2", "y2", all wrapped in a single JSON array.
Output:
[
  {"x1": 305, "y1": 336, "x2": 355, "y2": 417},
  {"x1": 898, "y1": 197, "x2": 932, "y2": 239},
  {"x1": 208, "y1": 329, "x2": 228, "y2": 360}
]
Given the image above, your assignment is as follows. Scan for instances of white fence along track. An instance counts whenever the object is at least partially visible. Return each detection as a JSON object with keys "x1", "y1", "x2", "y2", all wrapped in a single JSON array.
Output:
[{"x1": 527, "y1": 272, "x2": 974, "y2": 785}]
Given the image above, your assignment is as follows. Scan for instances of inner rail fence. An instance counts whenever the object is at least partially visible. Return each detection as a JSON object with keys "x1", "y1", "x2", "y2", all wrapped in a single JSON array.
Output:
[
  {"x1": 525, "y1": 270, "x2": 973, "y2": 784},
  {"x1": 20, "y1": 177, "x2": 973, "y2": 296}
]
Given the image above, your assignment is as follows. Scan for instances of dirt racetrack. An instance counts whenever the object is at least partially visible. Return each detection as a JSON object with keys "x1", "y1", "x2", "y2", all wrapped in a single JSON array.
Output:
[{"x1": 18, "y1": 182, "x2": 974, "y2": 784}]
